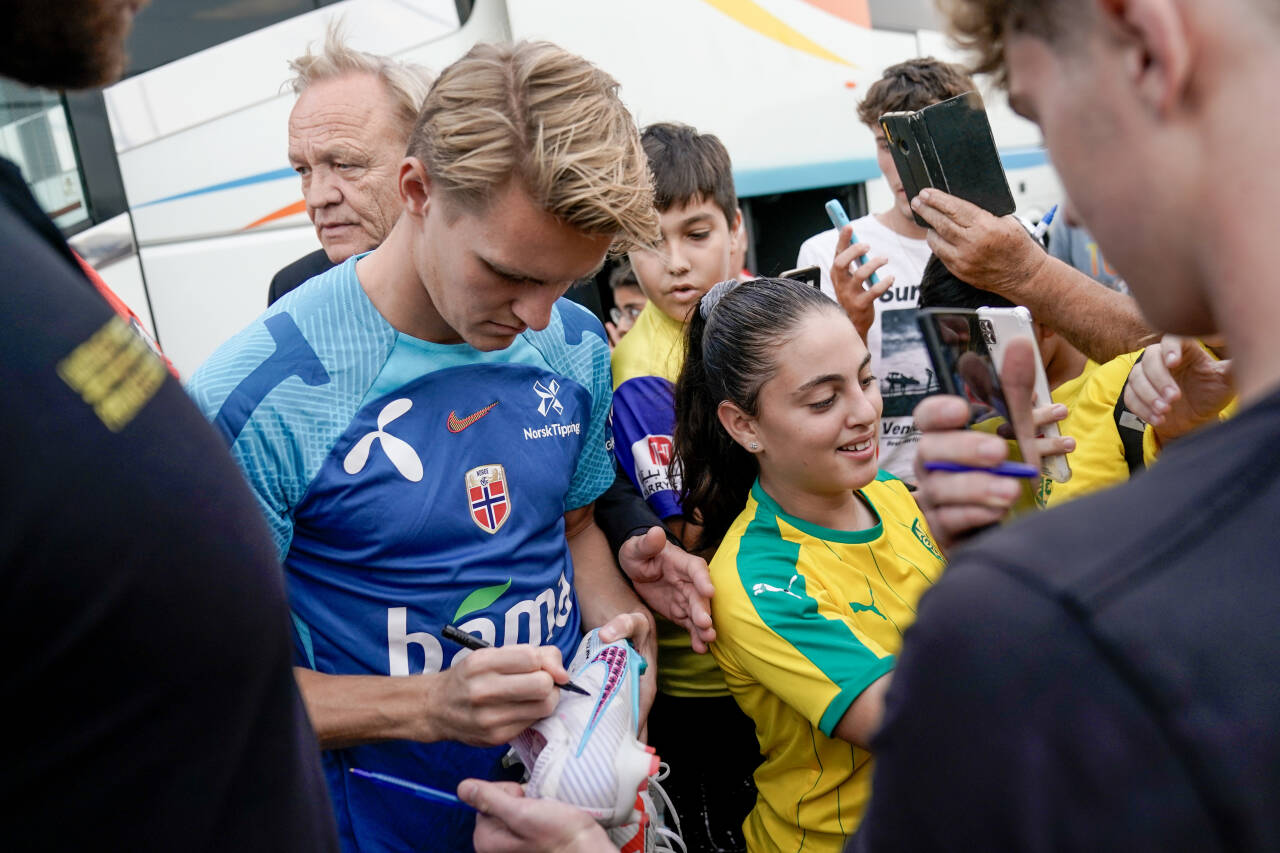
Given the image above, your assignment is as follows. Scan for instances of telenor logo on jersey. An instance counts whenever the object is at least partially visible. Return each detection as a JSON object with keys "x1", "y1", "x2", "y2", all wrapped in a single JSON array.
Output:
[{"x1": 466, "y1": 464, "x2": 511, "y2": 534}]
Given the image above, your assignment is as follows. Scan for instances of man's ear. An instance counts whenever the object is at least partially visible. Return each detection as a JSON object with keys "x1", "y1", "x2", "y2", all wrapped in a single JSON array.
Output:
[
  {"x1": 399, "y1": 157, "x2": 431, "y2": 217},
  {"x1": 1101, "y1": 0, "x2": 1192, "y2": 117},
  {"x1": 729, "y1": 208, "x2": 745, "y2": 252},
  {"x1": 717, "y1": 399, "x2": 760, "y2": 452}
]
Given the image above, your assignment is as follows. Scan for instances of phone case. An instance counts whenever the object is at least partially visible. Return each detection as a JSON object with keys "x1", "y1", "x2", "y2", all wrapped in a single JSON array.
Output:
[
  {"x1": 879, "y1": 90, "x2": 1016, "y2": 228},
  {"x1": 915, "y1": 308, "x2": 1009, "y2": 423},
  {"x1": 977, "y1": 307, "x2": 1073, "y2": 483},
  {"x1": 779, "y1": 265, "x2": 822, "y2": 289}
]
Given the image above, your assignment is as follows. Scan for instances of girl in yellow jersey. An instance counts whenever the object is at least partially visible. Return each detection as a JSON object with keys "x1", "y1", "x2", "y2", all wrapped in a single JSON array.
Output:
[{"x1": 671, "y1": 277, "x2": 948, "y2": 853}]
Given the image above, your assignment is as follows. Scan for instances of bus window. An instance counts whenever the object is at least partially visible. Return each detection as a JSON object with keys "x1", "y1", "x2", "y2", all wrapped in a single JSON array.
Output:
[
  {"x1": 125, "y1": 0, "x2": 317, "y2": 76},
  {"x1": 0, "y1": 80, "x2": 90, "y2": 231}
]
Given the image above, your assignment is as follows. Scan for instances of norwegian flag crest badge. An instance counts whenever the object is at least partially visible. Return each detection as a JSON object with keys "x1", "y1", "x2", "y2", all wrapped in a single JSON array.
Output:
[{"x1": 466, "y1": 464, "x2": 511, "y2": 534}]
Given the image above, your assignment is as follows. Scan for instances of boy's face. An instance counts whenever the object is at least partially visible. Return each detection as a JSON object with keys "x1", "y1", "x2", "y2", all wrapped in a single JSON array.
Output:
[
  {"x1": 611, "y1": 284, "x2": 647, "y2": 335},
  {"x1": 872, "y1": 123, "x2": 917, "y2": 228},
  {"x1": 628, "y1": 196, "x2": 740, "y2": 323}
]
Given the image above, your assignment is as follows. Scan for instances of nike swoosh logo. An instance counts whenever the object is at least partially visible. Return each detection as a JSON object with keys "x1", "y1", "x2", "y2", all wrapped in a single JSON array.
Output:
[
  {"x1": 583, "y1": 645, "x2": 631, "y2": 738},
  {"x1": 446, "y1": 401, "x2": 499, "y2": 433}
]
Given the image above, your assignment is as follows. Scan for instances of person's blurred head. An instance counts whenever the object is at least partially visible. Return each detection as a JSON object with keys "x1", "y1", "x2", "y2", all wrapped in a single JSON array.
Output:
[
  {"x1": 2, "y1": 0, "x2": 146, "y2": 88},
  {"x1": 918, "y1": 253, "x2": 1016, "y2": 312},
  {"x1": 857, "y1": 58, "x2": 975, "y2": 230},
  {"x1": 287, "y1": 27, "x2": 434, "y2": 263},
  {"x1": 627, "y1": 123, "x2": 742, "y2": 323},
  {"x1": 674, "y1": 278, "x2": 880, "y2": 550},
  {"x1": 608, "y1": 261, "x2": 647, "y2": 336},
  {"x1": 938, "y1": 0, "x2": 1280, "y2": 336},
  {"x1": 393, "y1": 40, "x2": 658, "y2": 351}
]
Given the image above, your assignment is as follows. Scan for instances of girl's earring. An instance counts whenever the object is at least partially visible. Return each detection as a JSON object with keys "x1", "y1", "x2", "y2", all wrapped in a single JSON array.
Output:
[{"x1": 748, "y1": 442, "x2": 760, "y2": 451}]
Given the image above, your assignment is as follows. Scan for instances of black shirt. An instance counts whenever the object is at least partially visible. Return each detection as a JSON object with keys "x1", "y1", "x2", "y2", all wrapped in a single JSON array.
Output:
[
  {"x1": 851, "y1": 387, "x2": 1280, "y2": 852},
  {"x1": 268, "y1": 247, "x2": 335, "y2": 306},
  {"x1": 0, "y1": 158, "x2": 337, "y2": 851}
]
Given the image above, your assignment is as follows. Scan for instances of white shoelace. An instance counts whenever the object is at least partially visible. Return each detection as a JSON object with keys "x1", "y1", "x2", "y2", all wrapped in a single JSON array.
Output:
[{"x1": 647, "y1": 766, "x2": 684, "y2": 852}]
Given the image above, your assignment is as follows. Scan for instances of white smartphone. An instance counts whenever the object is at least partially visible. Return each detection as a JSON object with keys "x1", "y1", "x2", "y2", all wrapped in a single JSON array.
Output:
[{"x1": 976, "y1": 306, "x2": 1073, "y2": 483}]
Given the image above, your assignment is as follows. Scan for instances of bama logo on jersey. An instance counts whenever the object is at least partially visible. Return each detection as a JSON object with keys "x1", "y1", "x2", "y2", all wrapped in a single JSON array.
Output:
[
  {"x1": 387, "y1": 572, "x2": 574, "y2": 675},
  {"x1": 630, "y1": 434, "x2": 682, "y2": 500}
]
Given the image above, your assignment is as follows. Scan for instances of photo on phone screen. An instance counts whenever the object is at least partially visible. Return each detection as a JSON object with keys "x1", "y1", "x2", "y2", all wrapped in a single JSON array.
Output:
[{"x1": 916, "y1": 308, "x2": 1010, "y2": 424}]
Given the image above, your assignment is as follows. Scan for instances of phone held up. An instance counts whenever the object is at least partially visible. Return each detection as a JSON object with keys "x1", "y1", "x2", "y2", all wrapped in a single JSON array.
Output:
[
  {"x1": 916, "y1": 307, "x2": 1072, "y2": 484},
  {"x1": 779, "y1": 265, "x2": 822, "y2": 289},
  {"x1": 879, "y1": 90, "x2": 1016, "y2": 228}
]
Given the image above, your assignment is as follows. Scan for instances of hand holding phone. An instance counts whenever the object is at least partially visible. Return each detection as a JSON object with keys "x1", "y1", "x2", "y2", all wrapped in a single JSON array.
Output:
[
  {"x1": 977, "y1": 307, "x2": 1072, "y2": 482},
  {"x1": 825, "y1": 199, "x2": 879, "y2": 286},
  {"x1": 917, "y1": 308, "x2": 1067, "y2": 481}
]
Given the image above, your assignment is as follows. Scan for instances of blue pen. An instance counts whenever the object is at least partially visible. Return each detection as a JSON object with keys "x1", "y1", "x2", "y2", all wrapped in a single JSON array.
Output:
[
  {"x1": 1031, "y1": 204, "x2": 1058, "y2": 241},
  {"x1": 922, "y1": 460, "x2": 1040, "y2": 479},
  {"x1": 350, "y1": 768, "x2": 475, "y2": 810},
  {"x1": 825, "y1": 199, "x2": 880, "y2": 285}
]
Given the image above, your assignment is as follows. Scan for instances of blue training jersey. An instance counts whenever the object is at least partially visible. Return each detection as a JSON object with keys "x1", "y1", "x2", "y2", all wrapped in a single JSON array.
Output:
[{"x1": 187, "y1": 256, "x2": 614, "y2": 853}]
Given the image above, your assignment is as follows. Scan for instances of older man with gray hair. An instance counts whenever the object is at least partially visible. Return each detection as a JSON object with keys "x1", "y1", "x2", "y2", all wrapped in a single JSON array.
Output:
[{"x1": 268, "y1": 28, "x2": 433, "y2": 304}]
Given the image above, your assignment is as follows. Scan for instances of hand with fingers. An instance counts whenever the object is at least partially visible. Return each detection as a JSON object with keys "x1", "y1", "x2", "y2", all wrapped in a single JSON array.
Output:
[
  {"x1": 617, "y1": 526, "x2": 716, "y2": 653},
  {"x1": 604, "y1": 321, "x2": 623, "y2": 350},
  {"x1": 1123, "y1": 335, "x2": 1233, "y2": 444},
  {"x1": 830, "y1": 223, "x2": 893, "y2": 340},
  {"x1": 910, "y1": 189, "x2": 1046, "y2": 299},
  {"x1": 460, "y1": 780, "x2": 613, "y2": 853},
  {"x1": 425, "y1": 645, "x2": 569, "y2": 746},
  {"x1": 913, "y1": 338, "x2": 1042, "y2": 550},
  {"x1": 594, "y1": 609, "x2": 658, "y2": 727},
  {"x1": 995, "y1": 401, "x2": 1077, "y2": 461}
]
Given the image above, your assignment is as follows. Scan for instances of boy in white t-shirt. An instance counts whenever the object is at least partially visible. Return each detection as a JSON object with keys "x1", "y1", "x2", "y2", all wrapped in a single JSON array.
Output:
[{"x1": 796, "y1": 58, "x2": 975, "y2": 481}]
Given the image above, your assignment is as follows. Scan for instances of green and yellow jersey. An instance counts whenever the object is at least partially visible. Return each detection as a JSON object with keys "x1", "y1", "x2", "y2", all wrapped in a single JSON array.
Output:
[{"x1": 708, "y1": 473, "x2": 945, "y2": 852}]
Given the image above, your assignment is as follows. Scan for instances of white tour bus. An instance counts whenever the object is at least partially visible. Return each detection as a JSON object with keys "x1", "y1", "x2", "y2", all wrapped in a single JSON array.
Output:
[{"x1": 0, "y1": 0, "x2": 1060, "y2": 377}]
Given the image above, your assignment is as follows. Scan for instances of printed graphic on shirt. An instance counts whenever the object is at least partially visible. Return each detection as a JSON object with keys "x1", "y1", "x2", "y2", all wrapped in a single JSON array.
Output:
[
  {"x1": 630, "y1": 433, "x2": 682, "y2": 501},
  {"x1": 466, "y1": 464, "x2": 511, "y2": 533},
  {"x1": 612, "y1": 375, "x2": 682, "y2": 519},
  {"x1": 878, "y1": 308, "x2": 936, "y2": 419}
]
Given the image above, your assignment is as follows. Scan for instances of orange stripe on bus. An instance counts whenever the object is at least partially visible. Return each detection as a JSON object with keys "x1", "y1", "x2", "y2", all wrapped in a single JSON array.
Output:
[{"x1": 243, "y1": 199, "x2": 306, "y2": 231}]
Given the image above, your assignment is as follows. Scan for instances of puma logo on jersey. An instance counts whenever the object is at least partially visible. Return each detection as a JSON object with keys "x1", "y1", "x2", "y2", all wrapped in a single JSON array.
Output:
[
  {"x1": 752, "y1": 574, "x2": 804, "y2": 600},
  {"x1": 849, "y1": 577, "x2": 886, "y2": 620},
  {"x1": 447, "y1": 401, "x2": 499, "y2": 433},
  {"x1": 344, "y1": 398, "x2": 423, "y2": 482}
]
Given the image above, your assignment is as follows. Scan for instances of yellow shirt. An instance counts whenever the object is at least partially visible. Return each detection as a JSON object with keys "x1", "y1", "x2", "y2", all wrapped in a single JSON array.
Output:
[
  {"x1": 1040, "y1": 351, "x2": 1142, "y2": 507},
  {"x1": 610, "y1": 302, "x2": 727, "y2": 697},
  {"x1": 611, "y1": 302, "x2": 683, "y2": 389},
  {"x1": 709, "y1": 474, "x2": 945, "y2": 852}
]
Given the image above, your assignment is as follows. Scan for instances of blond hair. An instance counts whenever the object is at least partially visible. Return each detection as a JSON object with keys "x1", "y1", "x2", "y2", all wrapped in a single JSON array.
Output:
[
  {"x1": 407, "y1": 40, "x2": 659, "y2": 251},
  {"x1": 287, "y1": 23, "x2": 434, "y2": 139}
]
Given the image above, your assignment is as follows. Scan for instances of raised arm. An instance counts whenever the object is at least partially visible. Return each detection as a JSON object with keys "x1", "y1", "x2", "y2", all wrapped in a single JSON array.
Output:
[{"x1": 912, "y1": 189, "x2": 1156, "y2": 363}]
